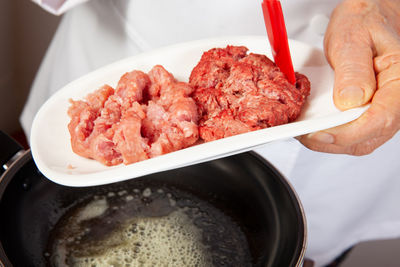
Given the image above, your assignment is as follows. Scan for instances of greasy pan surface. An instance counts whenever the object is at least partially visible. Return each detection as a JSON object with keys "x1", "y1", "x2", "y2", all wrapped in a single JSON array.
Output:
[{"x1": 0, "y1": 151, "x2": 305, "y2": 267}]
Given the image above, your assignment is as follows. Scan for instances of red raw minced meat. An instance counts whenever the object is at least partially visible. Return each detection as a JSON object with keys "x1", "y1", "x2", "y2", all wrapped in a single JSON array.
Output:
[
  {"x1": 68, "y1": 65, "x2": 199, "y2": 166},
  {"x1": 189, "y1": 45, "x2": 311, "y2": 142},
  {"x1": 68, "y1": 46, "x2": 311, "y2": 166}
]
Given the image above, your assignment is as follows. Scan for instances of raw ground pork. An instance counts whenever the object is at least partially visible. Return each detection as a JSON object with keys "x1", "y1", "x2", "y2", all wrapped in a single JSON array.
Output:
[
  {"x1": 68, "y1": 65, "x2": 199, "y2": 166},
  {"x1": 68, "y1": 46, "x2": 311, "y2": 166},
  {"x1": 189, "y1": 45, "x2": 311, "y2": 141}
]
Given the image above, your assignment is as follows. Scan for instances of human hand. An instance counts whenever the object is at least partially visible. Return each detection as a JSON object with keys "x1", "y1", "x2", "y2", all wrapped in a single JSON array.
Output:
[{"x1": 298, "y1": 0, "x2": 400, "y2": 155}]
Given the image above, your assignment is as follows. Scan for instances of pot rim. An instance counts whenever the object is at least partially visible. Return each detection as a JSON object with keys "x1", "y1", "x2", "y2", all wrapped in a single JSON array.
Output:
[
  {"x1": 252, "y1": 151, "x2": 307, "y2": 267},
  {"x1": 0, "y1": 150, "x2": 307, "y2": 267},
  {"x1": 0, "y1": 149, "x2": 31, "y2": 267}
]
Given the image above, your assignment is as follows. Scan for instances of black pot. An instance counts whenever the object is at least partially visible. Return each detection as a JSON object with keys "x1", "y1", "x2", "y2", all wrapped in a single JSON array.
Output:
[{"x1": 0, "y1": 131, "x2": 306, "y2": 267}]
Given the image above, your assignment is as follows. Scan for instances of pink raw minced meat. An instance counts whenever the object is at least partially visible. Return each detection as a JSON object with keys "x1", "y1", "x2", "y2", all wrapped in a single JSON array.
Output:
[
  {"x1": 68, "y1": 46, "x2": 311, "y2": 166},
  {"x1": 68, "y1": 65, "x2": 199, "y2": 166},
  {"x1": 189, "y1": 45, "x2": 311, "y2": 142}
]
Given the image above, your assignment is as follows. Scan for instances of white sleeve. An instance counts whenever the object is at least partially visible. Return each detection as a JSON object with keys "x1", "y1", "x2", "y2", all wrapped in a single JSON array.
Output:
[{"x1": 31, "y1": 0, "x2": 90, "y2": 15}]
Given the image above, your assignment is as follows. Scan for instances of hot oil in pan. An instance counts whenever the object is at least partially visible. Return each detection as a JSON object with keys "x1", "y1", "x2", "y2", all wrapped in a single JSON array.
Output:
[{"x1": 45, "y1": 185, "x2": 252, "y2": 267}]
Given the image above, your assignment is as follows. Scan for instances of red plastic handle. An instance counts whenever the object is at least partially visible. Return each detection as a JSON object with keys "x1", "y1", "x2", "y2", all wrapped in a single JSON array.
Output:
[{"x1": 262, "y1": 0, "x2": 296, "y2": 84}]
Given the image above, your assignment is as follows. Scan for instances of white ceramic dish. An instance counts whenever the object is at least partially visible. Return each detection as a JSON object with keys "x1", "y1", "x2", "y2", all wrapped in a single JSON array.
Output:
[{"x1": 30, "y1": 36, "x2": 368, "y2": 187}]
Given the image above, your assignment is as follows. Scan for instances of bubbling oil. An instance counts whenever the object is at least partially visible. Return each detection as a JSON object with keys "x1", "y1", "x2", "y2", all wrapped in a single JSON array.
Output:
[{"x1": 45, "y1": 185, "x2": 252, "y2": 267}]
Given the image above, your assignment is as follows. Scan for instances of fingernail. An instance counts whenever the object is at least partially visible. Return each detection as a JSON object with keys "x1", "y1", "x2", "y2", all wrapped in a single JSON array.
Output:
[
  {"x1": 308, "y1": 132, "x2": 335, "y2": 144},
  {"x1": 339, "y1": 86, "x2": 364, "y2": 108}
]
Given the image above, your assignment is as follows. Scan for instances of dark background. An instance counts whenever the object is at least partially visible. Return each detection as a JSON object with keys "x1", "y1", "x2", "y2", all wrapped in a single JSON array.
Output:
[{"x1": 0, "y1": 0, "x2": 60, "y2": 146}]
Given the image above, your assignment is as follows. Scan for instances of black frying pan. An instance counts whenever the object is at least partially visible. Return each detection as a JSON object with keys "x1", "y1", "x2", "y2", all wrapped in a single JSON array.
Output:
[{"x1": 0, "y1": 131, "x2": 306, "y2": 267}]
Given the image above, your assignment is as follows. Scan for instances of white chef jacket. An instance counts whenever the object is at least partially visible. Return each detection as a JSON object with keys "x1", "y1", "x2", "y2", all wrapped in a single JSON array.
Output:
[{"x1": 22, "y1": 1, "x2": 400, "y2": 266}]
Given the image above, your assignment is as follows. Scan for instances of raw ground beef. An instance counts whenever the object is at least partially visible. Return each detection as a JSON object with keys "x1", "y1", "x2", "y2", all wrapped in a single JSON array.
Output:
[
  {"x1": 68, "y1": 65, "x2": 199, "y2": 166},
  {"x1": 68, "y1": 46, "x2": 311, "y2": 166},
  {"x1": 189, "y1": 45, "x2": 311, "y2": 142}
]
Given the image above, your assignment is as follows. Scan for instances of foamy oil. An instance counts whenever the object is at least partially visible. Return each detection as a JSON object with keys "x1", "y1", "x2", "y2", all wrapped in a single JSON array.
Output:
[{"x1": 45, "y1": 185, "x2": 252, "y2": 267}]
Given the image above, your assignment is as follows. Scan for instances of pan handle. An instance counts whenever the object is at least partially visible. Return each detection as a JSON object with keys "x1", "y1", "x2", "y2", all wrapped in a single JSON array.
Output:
[{"x1": 0, "y1": 131, "x2": 24, "y2": 176}]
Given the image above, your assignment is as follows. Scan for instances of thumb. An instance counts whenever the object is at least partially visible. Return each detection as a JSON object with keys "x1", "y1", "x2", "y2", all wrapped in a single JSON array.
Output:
[{"x1": 324, "y1": 24, "x2": 376, "y2": 110}]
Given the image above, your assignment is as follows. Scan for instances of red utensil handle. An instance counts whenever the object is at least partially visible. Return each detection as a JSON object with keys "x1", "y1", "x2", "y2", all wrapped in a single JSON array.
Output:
[{"x1": 262, "y1": 0, "x2": 296, "y2": 84}]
